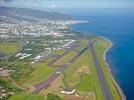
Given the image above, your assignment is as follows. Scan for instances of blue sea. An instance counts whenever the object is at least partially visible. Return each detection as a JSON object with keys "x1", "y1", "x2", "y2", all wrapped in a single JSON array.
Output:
[{"x1": 71, "y1": 10, "x2": 134, "y2": 100}]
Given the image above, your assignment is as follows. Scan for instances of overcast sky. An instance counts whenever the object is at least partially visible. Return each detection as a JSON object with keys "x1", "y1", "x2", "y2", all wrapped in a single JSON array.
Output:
[{"x1": 1, "y1": 0, "x2": 134, "y2": 9}]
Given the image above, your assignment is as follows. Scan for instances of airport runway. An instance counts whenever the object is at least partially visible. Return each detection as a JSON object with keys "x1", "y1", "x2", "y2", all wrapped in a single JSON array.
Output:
[
  {"x1": 34, "y1": 40, "x2": 113, "y2": 100},
  {"x1": 34, "y1": 41, "x2": 93, "y2": 93},
  {"x1": 89, "y1": 41, "x2": 113, "y2": 100}
]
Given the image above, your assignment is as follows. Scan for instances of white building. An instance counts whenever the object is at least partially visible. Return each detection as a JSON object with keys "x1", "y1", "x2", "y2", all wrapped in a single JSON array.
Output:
[{"x1": 61, "y1": 88, "x2": 76, "y2": 95}]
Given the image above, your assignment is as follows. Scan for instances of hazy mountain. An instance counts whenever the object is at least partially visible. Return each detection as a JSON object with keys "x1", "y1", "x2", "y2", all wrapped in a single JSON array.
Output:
[{"x1": 0, "y1": 6, "x2": 74, "y2": 21}]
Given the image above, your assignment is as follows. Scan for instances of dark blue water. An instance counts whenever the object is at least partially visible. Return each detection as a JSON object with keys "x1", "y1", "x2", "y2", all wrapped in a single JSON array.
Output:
[{"x1": 72, "y1": 12, "x2": 134, "y2": 100}]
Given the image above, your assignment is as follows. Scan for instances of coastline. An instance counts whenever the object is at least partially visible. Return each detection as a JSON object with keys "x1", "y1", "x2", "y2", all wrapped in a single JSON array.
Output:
[
  {"x1": 101, "y1": 36, "x2": 126, "y2": 100},
  {"x1": 71, "y1": 21, "x2": 126, "y2": 100}
]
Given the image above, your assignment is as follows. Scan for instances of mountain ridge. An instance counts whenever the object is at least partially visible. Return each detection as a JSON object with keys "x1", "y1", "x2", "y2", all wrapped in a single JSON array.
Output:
[{"x1": 0, "y1": 6, "x2": 75, "y2": 21}]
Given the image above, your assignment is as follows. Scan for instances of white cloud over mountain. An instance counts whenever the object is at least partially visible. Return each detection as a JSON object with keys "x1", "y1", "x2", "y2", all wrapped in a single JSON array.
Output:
[{"x1": 0, "y1": 0, "x2": 134, "y2": 9}]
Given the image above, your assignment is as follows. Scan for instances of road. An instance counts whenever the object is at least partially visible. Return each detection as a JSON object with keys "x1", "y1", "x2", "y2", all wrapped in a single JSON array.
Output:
[
  {"x1": 89, "y1": 41, "x2": 113, "y2": 100},
  {"x1": 34, "y1": 41, "x2": 93, "y2": 93}
]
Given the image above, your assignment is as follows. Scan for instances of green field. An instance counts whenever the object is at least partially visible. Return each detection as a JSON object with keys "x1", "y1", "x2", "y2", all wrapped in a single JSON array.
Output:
[
  {"x1": 61, "y1": 37, "x2": 121, "y2": 100},
  {"x1": 8, "y1": 92, "x2": 46, "y2": 100},
  {"x1": 63, "y1": 48, "x2": 104, "y2": 100},
  {"x1": 52, "y1": 50, "x2": 65, "y2": 55},
  {"x1": 21, "y1": 61, "x2": 56, "y2": 87},
  {"x1": 53, "y1": 51, "x2": 77, "y2": 66},
  {"x1": 10, "y1": 61, "x2": 31, "y2": 83},
  {"x1": 8, "y1": 59, "x2": 55, "y2": 88},
  {"x1": 8, "y1": 92, "x2": 62, "y2": 100},
  {"x1": 0, "y1": 77, "x2": 21, "y2": 92},
  {"x1": 63, "y1": 50, "x2": 91, "y2": 87},
  {"x1": 76, "y1": 73, "x2": 94, "y2": 92},
  {"x1": 0, "y1": 42, "x2": 20, "y2": 54}
]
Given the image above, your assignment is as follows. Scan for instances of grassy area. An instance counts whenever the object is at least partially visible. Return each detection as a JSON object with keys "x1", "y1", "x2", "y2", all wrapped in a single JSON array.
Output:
[
  {"x1": 47, "y1": 93, "x2": 62, "y2": 100},
  {"x1": 40, "y1": 75, "x2": 65, "y2": 97},
  {"x1": 9, "y1": 92, "x2": 63, "y2": 100},
  {"x1": 0, "y1": 77, "x2": 22, "y2": 100},
  {"x1": 21, "y1": 61, "x2": 56, "y2": 87},
  {"x1": 53, "y1": 51, "x2": 76, "y2": 66},
  {"x1": 0, "y1": 42, "x2": 20, "y2": 54},
  {"x1": 8, "y1": 92, "x2": 46, "y2": 100},
  {"x1": 63, "y1": 46, "x2": 104, "y2": 100},
  {"x1": 8, "y1": 60, "x2": 55, "y2": 88},
  {"x1": 79, "y1": 39, "x2": 89, "y2": 46},
  {"x1": 94, "y1": 37, "x2": 120, "y2": 100},
  {"x1": 63, "y1": 50, "x2": 91, "y2": 88},
  {"x1": 52, "y1": 50, "x2": 65, "y2": 55},
  {"x1": 0, "y1": 77, "x2": 21, "y2": 92},
  {"x1": 9, "y1": 61, "x2": 31, "y2": 83},
  {"x1": 88, "y1": 49, "x2": 104, "y2": 100},
  {"x1": 76, "y1": 73, "x2": 94, "y2": 92}
]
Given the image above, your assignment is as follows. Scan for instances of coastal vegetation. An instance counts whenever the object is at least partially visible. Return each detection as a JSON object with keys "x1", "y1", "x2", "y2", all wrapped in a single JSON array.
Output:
[{"x1": 94, "y1": 37, "x2": 121, "y2": 100}]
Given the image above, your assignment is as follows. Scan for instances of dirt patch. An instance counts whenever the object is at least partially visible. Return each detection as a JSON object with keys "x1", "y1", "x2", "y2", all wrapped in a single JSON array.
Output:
[
  {"x1": 63, "y1": 92, "x2": 95, "y2": 100},
  {"x1": 74, "y1": 65, "x2": 90, "y2": 78},
  {"x1": 40, "y1": 75, "x2": 64, "y2": 96},
  {"x1": 63, "y1": 95, "x2": 83, "y2": 100},
  {"x1": 27, "y1": 86, "x2": 36, "y2": 93},
  {"x1": 84, "y1": 92, "x2": 96, "y2": 100},
  {"x1": 0, "y1": 69, "x2": 11, "y2": 77}
]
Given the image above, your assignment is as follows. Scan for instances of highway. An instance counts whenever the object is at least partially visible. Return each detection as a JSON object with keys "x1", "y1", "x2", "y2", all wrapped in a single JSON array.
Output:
[{"x1": 89, "y1": 41, "x2": 113, "y2": 100}]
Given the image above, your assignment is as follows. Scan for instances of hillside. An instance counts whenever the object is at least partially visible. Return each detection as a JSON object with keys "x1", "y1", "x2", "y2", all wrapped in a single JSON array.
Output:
[{"x1": 0, "y1": 6, "x2": 74, "y2": 21}]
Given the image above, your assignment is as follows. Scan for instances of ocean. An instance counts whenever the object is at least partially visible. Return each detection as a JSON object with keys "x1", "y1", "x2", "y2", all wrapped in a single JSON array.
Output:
[{"x1": 71, "y1": 11, "x2": 134, "y2": 100}]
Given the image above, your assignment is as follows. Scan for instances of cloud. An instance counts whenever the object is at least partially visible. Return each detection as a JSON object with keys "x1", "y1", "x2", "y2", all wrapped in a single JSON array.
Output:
[
  {"x1": 0, "y1": 0, "x2": 14, "y2": 4},
  {"x1": 1, "y1": 0, "x2": 134, "y2": 9},
  {"x1": 50, "y1": 4, "x2": 57, "y2": 8},
  {"x1": 0, "y1": 0, "x2": 13, "y2": 3},
  {"x1": 48, "y1": 3, "x2": 59, "y2": 8},
  {"x1": 0, "y1": 0, "x2": 33, "y2": 4},
  {"x1": 47, "y1": 3, "x2": 72, "y2": 8}
]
